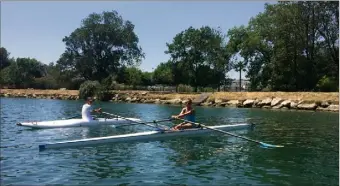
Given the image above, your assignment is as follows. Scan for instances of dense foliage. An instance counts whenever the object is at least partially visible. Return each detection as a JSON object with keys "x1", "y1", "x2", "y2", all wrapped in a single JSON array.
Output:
[{"x1": 1, "y1": 2, "x2": 338, "y2": 92}]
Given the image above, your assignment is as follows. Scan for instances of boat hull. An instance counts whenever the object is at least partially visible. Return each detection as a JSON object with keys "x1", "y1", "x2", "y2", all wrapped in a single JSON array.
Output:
[
  {"x1": 17, "y1": 118, "x2": 141, "y2": 129},
  {"x1": 39, "y1": 123, "x2": 253, "y2": 151}
]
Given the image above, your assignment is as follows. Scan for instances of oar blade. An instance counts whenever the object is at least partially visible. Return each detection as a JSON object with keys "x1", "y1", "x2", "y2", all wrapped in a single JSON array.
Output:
[{"x1": 259, "y1": 142, "x2": 284, "y2": 148}]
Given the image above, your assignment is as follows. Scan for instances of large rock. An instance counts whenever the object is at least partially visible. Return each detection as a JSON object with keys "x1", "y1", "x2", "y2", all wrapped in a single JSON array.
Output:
[
  {"x1": 243, "y1": 99, "x2": 255, "y2": 107},
  {"x1": 155, "y1": 99, "x2": 161, "y2": 104},
  {"x1": 140, "y1": 92, "x2": 148, "y2": 96},
  {"x1": 272, "y1": 105, "x2": 283, "y2": 109},
  {"x1": 297, "y1": 103, "x2": 317, "y2": 110},
  {"x1": 131, "y1": 97, "x2": 139, "y2": 103},
  {"x1": 271, "y1": 98, "x2": 284, "y2": 107},
  {"x1": 328, "y1": 104, "x2": 339, "y2": 112},
  {"x1": 226, "y1": 100, "x2": 240, "y2": 107},
  {"x1": 280, "y1": 100, "x2": 291, "y2": 108},
  {"x1": 214, "y1": 99, "x2": 223, "y2": 104},
  {"x1": 320, "y1": 101, "x2": 330, "y2": 108},
  {"x1": 290, "y1": 101, "x2": 298, "y2": 109},
  {"x1": 168, "y1": 98, "x2": 182, "y2": 105},
  {"x1": 144, "y1": 99, "x2": 155, "y2": 104},
  {"x1": 257, "y1": 98, "x2": 272, "y2": 107},
  {"x1": 201, "y1": 102, "x2": 213, "y2": 106},
  {"x1": 216, "y1": 102, "x2": 227, "y2": 107}
]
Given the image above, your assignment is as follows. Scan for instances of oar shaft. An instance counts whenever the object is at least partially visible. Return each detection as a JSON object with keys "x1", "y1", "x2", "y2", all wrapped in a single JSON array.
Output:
[
  {"x1": 102, "y1": 112, "x2": 171, "y2": 130},
  {"x1": 174, "y1": 117, "x2": 262, "y2": 144}
]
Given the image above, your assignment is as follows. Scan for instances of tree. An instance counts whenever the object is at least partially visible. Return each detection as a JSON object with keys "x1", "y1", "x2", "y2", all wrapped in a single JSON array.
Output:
[
  {"x1": 0, "y1": 57, "x2": 46, "y2": 88},
  {"x1": 226, "y1": 2, "x2": 339, "y2": 91},
  {"x1": 166, "y1": 26, "x2": 230, "y2": 92},
  {"x1": 0, "y1": 47, "x2": 12, "y2": 70},
  {"x1": 153, "y1": 62, "x2": 173, "y2": 85},
  {"x1": 119, "y1": 67, "x2": 142, "y2": 88},
  {"x1": 141, "y1": 71, "x2": 153, "y2": 86},
  {"x1": 57, "y1": 10, "x2": 144, "y2": 82}
]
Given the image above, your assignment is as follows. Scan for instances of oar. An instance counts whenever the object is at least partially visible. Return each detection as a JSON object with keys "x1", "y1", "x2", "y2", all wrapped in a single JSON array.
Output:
[
  {"x1": 62, "y1": 114, "x2": 80, "y2": 120},
  {"x1": 101, "y1": 112, "x2": 172, "y2": 130},
  {"x1": 173, "y1": 117, "x2": 284, "y2": 148}
]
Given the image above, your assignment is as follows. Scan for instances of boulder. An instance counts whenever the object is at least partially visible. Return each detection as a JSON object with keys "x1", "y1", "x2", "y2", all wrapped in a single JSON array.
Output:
[
  {"x1": 258, "y1": 98, "x2": 272, "y2": 107},
  {"x1": 320, "y1": 101, "x2": 330, "y2": 108},
  {"x1": 130, "y1": 97, "x2": 137, "y2": 102},
  {"x1": 144, "y1": 99, "x2": 155, "y2": 104},
  {"x1": 272, "y1": 105, "x2": 283, "y2": 109},
  {"x1": 216, "y1": 102, "x2": 227, "y2": 107},
  {"x1": 297, "y1": 103, "x2": 317, "y2": 110},
  {"x1": 290, "y1": 101, "x2": 298, "y2": 109},
  {"x1": 271, "y1": 98, "x2": 284, "y2": 107},
  {"x1": 214, "y1": 99, "x2": 223, "y2": 104},
  {"x1": 328, "y1": 104, "x2": 339, "y2": 112},
  {"x1": 280, "y1": 100, "x2": 291, "y2": 108},
  {"x1": 125, "y1": 97, "x2": 132, "y2": 102},
  {"x1": 140, "y1": 92, "x2": 148, "y2": 96},
  {"x1": 201, "y1": 102, "x2": 213, "y2": 106},
  {"x1": 243, "y1": 99, "x2": 255, "y2": 107},
  {"x1": 155, "y1": 99, "x2": 161, "y2": 104},
  {"x1": 316, "y1": 107, "x2": 329, "y2": 111},
  {"x1": 168, "y1": 98, "x2": 182, "y2": 105},
  {"x1": 226, "y1": 100, "x2": 240, "y2": 106}
]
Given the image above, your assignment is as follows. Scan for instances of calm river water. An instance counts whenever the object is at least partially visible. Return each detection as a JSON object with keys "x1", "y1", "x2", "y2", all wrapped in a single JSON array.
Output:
[{"x1": 1, "y1": 97, "x2": 338, "y2": 185}]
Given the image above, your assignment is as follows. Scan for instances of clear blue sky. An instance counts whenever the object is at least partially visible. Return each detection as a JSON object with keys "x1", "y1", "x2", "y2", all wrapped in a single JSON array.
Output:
[{"x1": 2, "y1": 1, "x2": 267, "y2": 79}]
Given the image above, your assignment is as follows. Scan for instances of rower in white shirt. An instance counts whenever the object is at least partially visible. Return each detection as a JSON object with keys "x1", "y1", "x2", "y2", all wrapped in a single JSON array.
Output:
[{"x1": 81, "y1": 97, "x2": 102, "y2": 121}]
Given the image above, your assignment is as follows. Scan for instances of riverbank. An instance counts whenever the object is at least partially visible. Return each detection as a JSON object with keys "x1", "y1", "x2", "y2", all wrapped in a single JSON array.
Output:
[{"x1": 1, "y1": 89, "x2": 338, "y2": 112}]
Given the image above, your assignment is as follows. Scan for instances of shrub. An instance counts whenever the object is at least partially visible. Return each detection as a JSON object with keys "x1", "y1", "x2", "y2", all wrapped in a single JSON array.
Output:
[
  {"x1": 316, "y1": 76, "x2": 338, "y2": 92},
  {"x1": 177, "y1": 84, "x2": 194, "y2": 93},
  {"x1": 79, "y1": 81, "x2": 106, "y2": 100},
  {"x1": 33, "y1": 76, "x2": 59, "y2": 89}
]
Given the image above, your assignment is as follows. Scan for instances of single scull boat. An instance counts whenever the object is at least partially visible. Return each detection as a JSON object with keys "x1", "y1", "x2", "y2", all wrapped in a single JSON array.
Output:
[
  {"x1": 39, "y1": 123, "x2": 253, "y2": 151},
  {"x1": 17, "y1": 117, "x2": 141, "y2": 129}
]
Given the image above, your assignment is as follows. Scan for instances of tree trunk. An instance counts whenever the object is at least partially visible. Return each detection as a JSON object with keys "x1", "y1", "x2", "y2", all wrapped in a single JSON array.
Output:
[{"x1": 239, "y1": 67, "x2": 242, "y2": 92}]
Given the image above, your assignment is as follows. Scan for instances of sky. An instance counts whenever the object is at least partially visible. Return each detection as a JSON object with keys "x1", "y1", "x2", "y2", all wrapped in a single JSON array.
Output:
[{"x1": 2, "y1": 1, "x2": 268, "y2": 79}]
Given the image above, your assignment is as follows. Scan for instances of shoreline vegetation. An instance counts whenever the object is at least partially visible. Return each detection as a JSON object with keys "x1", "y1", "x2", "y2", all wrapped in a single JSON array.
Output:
[{"x1": 1, "y1": 89, "x2": 338, "y2": 112}]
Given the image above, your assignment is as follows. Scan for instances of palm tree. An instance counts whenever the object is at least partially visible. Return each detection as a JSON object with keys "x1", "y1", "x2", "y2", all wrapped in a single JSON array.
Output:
[{"x1": 233, "y1": 60, "x2": 247, "y2": 91}]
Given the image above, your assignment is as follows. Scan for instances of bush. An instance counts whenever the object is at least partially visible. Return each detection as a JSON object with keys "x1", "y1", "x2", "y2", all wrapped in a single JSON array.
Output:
[
  {"x1": 316, "y1": 76, "x2": 338, "y2": 92},
  {"x1": 33, "y1": 76, "x2": 59, "y2": 89},
  {"x1": 79, "y1": 81, "x2": 106, "y2": 100},
  {"x1": 177, "y1": 84, "x2": 194, "y2": 93}
]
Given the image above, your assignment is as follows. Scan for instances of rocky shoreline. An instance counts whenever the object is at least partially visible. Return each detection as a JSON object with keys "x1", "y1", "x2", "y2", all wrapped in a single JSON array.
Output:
[{"x1": 1, "y1": 89, "x2": 338, "y2": 112}]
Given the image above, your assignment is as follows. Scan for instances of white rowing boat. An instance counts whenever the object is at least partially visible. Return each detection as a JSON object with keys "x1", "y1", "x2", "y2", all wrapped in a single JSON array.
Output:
[
  {"x1": 39, "y1": 123, "x2": 253, "y2": 151},
  {"x1": 17, "y1": 117, "x2": 141, "y2": 129}
]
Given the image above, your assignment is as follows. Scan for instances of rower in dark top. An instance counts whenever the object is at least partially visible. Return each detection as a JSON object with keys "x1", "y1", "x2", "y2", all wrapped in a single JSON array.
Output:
[{"x1": 171, "y1": 98, "x2": 197, "y2": 130}]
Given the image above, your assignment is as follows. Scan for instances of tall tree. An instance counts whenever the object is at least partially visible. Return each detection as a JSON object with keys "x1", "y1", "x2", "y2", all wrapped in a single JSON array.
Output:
[
  {"x1": 153, "y1": 61, "x2": 174, "y2": 85},
  {"x1": 0, "y1": 47, "x2": 12, "y2": 70},
  {"x1": 166, "y1": 26, "x2": 230, "y2": 92},
  {"x1": 58, "y1": 10, "x2": 144, "y2": 82}
]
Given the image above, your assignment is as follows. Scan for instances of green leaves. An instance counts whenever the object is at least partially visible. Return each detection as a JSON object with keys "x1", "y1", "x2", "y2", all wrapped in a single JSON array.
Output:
[
  {"x1": 227, "y1": 1, "x2": 339, "y2": 91},
  {"x1": 165, "y1": 26, "x2": 230, "y2": 91},
  {"x1": 58, "y1": 10, "x2": 144, "y2": 82}
]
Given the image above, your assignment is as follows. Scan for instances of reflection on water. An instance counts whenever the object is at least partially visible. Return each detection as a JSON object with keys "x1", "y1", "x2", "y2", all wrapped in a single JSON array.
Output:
[{"x1": 1, "y1": 97, "x2": 338, "y2": 185}]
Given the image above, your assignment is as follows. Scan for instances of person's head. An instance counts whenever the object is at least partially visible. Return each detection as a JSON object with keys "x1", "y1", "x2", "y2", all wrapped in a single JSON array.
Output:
[
  {"x1": 185, "y1": 98, "x2": 192, "y2": 108},
  {"x1": 86, "y1": 97, "x2": 93, "y2": 105}
]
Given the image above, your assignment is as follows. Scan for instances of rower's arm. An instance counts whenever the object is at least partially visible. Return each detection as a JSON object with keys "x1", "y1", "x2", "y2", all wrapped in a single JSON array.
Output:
[{"x1": 177, "y1": 109, "x2": 194, "y2": 118}]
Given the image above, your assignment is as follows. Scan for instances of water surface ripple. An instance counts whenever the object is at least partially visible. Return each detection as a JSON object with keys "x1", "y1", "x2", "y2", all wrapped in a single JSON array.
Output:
[{"x1": 1, "y1": 98, "x2": 338, "y2": 185}]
